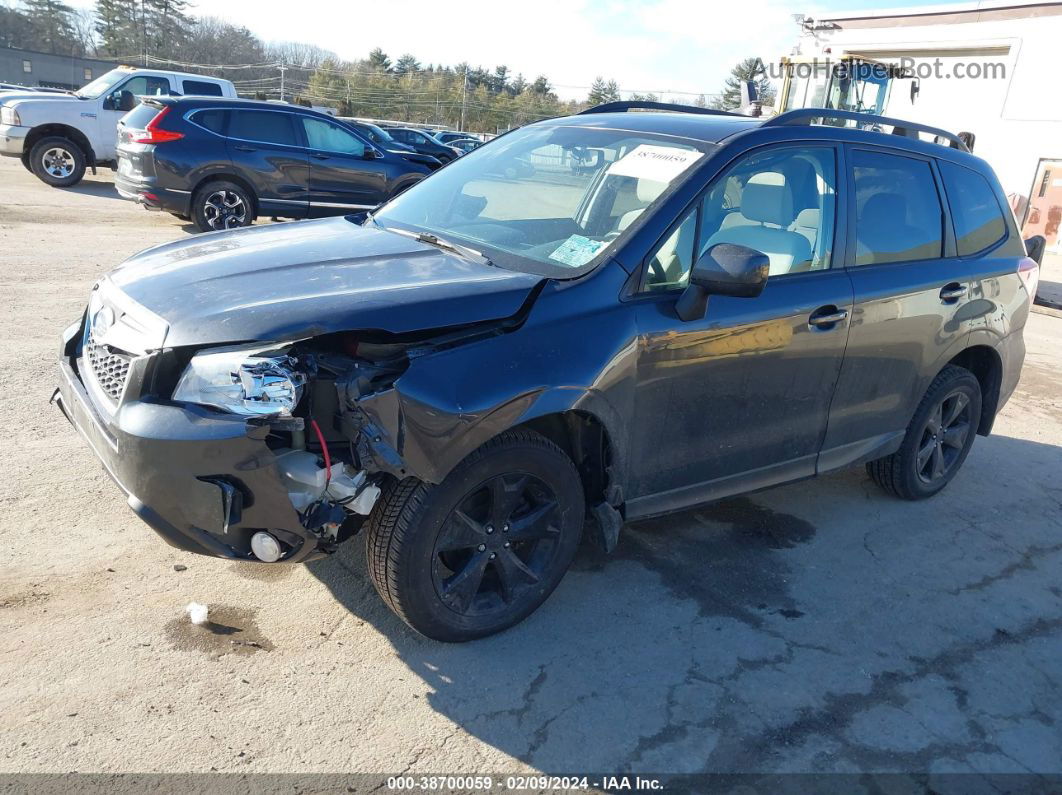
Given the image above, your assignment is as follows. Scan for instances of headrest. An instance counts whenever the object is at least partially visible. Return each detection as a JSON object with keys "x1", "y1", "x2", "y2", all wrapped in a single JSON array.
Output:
[
  {"x1": 636, "y1": 178, "x2": 666, "y2": 203},
  {"x1": 794, "y1": 208, "x2": 820, "y2": 229},
  {"x1": 741, "y1": 171, "x2": 794, "y2": 227}
]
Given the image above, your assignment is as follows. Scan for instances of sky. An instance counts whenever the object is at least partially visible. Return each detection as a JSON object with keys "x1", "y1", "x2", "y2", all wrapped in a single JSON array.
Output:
[{"x1": 66, "y1": 0, "x2": 967, "y2": 100}]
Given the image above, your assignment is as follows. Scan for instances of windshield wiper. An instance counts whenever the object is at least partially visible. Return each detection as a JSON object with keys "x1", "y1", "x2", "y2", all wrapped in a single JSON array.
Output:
[{"x1": 377, "y1": 224, "x2": 494, "y2": 267}]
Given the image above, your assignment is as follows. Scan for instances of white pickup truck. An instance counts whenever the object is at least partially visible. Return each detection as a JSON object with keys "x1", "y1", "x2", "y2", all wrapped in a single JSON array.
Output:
[{"x1": 0, "y1": 66, "x2": 237, "y2": 187}]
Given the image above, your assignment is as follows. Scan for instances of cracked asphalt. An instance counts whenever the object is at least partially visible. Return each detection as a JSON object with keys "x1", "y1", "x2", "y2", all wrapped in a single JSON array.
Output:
[{"x1": 2, "y1": 157, "x2": 1062, "y2": 776}]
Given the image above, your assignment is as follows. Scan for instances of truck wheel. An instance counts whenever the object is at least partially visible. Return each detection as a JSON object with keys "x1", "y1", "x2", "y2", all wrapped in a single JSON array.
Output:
[
  {"x1": 867, "y1": 365, "x2": 982, "y2": 500},
  {"x1": 191, "y1": 180, "x2": 254, "y2": 233},
  {"x1": 365, "y1": 430, "x2": 585, "y2": 641},
  {"x1": 29, "y1": 137, "x2": 86, "y2": 187}
]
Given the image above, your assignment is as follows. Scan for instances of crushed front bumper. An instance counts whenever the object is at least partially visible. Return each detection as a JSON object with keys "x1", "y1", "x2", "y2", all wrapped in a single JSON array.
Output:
[{"x1": 53, "y1": 320, "x2": 327, "y2": 563}]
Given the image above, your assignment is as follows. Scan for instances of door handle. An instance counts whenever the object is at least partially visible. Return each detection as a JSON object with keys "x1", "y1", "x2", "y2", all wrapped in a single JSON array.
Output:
[
  {"x1": 808, "y1": 306, "x2": 849, "y2": 329},
  {"x1": 310, "y1": 153, "x2": 331, "y2": 160},
  {"x1": 939, "y1": 283, "x2": 968, "y2": 302},
  {"x1": 233, "y1": 145, "x2": 257, "y2": 152}
]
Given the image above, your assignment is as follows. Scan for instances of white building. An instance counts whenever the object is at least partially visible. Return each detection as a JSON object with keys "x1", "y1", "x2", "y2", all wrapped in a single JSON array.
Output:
[{"x1": 790, "y1": 0, "x2": 1062, "y2": 249}]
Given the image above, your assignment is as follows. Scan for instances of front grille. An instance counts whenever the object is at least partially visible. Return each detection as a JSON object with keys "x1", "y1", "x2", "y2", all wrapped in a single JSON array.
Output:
[{"x1": 84, "y1": 330, "x2": 132, "y2": 403}]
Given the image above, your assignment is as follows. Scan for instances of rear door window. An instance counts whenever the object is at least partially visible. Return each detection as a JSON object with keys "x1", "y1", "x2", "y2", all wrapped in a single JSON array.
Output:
[
  {"x1": 851, "y1": 150, "x2": 944, "y2": 266},
  {"x1": 228, "y1": 110, "x2": 298, "y2": 146},
  {"x1": 939, "y1": 161, "x2": 1007, "y2": 255},
  {"x1": 182, "y1": 79, "x2": 224, "y2": 97}
]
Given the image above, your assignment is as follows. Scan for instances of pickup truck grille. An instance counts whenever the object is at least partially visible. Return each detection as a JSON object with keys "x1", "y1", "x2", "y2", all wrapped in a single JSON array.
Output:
[{"x1": 84, "y1": 330, "x2": 132, "y2": 404}]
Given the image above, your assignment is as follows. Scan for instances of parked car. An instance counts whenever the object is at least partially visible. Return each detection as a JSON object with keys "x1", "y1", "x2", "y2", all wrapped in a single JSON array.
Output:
[
  {"x1": 55, "y1": 102, "x2": 1038, "y2": 641},
  {"x1": 342, "y1": 119, "x2": 416, "y2": 152},
  {"x1": 384, "y1": 126, "x2": 459, "y2": 163},
  {"x1": 433, "y1": 130, "x2": 477, "y2": 145},
  {"x1": 0, "y1": 66, "x2": 236, "y2": 187},
  {"x1": 114, "y1": 97, "x2": 435, "y2": 232},
  {"x1": 341, "y1": 119, "x2": 443, "y2": 169},
  {"x1": 447, "y1": 137, "x2": 481, "y2": 155}
]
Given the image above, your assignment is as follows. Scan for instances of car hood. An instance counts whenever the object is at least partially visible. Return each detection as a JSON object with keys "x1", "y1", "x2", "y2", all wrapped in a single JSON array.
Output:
[
  {"x1": 104, "y1": 217, "x2": 543, "y2": 348},
  {"x1": 0, "y1": 92, "x2": 77, "y2": 105}
]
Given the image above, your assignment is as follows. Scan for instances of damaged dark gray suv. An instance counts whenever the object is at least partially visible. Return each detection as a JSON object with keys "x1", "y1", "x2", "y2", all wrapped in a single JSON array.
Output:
[{"x1": 55, "y1": 103, "x2": 1040, "y2": 641}]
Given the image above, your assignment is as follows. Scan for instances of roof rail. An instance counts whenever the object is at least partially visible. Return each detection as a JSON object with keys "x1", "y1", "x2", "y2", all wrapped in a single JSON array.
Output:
[
  {"x1": 763, "y1": 108, "x2": 969, "y2": 152},
  {"x1": 578, "y1": 101, "x2": 745, "y2": 118}
]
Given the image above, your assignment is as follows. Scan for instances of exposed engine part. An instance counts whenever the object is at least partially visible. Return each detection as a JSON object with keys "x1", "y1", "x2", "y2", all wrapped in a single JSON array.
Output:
[
  {"x1": 274, "y1": 448, "x2": 382, "y2": 538},
  {"x1": 250, "y1": 531, "x2": 283, "y2": 563}
]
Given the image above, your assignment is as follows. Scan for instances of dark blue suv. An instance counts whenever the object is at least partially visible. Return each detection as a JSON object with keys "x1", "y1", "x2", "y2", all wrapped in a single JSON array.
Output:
[
  {"x1": 114, "y1": 97, "x2": 434, "y2": 232},
  {"x1": 59, "y1": 102, "x2": 1040, "y2": 640}
]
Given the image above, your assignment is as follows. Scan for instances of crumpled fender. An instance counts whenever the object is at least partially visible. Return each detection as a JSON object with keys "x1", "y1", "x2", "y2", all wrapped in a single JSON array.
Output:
[{"x1": 352, "y1": 267, "x2": 638, "y2": 487}]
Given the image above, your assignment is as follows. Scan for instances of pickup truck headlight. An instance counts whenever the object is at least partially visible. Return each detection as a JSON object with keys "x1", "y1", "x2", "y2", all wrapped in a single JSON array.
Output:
[
  {"x1": 172, "y1": 345, "x2": 307, "y2": 417},
  {"x1": 0, "y1": 105, "x2": 21, "y2": 126}
]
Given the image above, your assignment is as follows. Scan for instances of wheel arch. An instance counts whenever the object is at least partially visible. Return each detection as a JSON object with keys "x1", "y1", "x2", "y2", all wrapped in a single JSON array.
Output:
[
  {"x1": 513, "y1": 410, "x2": 619, "y2": 510},
  {"x1": 947, "y1": 344, "x2": 1003, "y2": 436},
  {"x1": 25, "y1": 124, "x2": 95, "y2": 164},
  {"x1": 190, "y1": 172, "x2": 259, "y2": 216}
]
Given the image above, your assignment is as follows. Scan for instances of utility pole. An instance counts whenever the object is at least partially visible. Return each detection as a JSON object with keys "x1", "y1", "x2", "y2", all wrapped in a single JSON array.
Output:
[
  {"x1": 278, "y1": 63, "x2": 286, "y2": 102},
  {"x1": 459, "y1": 71, "x2": 468, "y2": 132}
]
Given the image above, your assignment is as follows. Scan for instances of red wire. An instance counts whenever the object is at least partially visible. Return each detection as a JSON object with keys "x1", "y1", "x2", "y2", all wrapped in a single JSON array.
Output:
[{"x1": 309, "y1": 418, "x2": 331, "y2": 485}]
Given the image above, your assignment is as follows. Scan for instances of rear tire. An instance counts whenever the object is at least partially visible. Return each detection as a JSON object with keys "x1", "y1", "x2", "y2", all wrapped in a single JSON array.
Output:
[
  {"x1": 191, "y1": 180, "x2": 254, "y2": 233},
  {"x1": 365, "y1": 430, "x2": 585, "y2": 641},
  {"x1": 867, "y1": 365, "x2": 981, "y2": 500},
  {"x1": 29, "y1": 136, "x2": 86, "y2": 187}
]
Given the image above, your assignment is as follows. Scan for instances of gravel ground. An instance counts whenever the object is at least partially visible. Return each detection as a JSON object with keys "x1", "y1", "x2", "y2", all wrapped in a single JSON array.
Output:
[{"x1": 2, "y1": 157, "x2": 1062, "y2": 777}]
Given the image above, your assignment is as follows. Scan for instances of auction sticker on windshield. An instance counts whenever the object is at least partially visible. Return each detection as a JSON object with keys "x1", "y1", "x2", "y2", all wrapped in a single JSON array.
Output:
[
  {"x1": 607, "y1": 144, "x2": 704, "y2": 183},
  {"x1": 549, "y1": 235, "x2": 607, "y2": 267}
]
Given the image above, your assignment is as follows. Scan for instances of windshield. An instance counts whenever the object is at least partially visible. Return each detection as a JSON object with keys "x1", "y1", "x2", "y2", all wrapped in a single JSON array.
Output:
[
  {"x1": 359, "y1": 123, "x2": 391, "y2": 143},
  {"x1": 76, "y1": 68, "x2": 129, "y2": 99},
  {"x1": 373, "y1": 123, "x2": 713, "y2": 277},
  {"x1": 828, "y1": 62, "x2": 891, "y2": 115}
]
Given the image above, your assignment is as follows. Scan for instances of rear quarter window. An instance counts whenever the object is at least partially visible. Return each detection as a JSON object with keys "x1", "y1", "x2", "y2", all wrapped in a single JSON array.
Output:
[
  {"x1": 190, "y1": 108, "x2": 226, "y2": 134},
  {"x1": 182, "y1": 80, "x2": 224, "y2": 97},
  {"x1": 939, "y1": 161, "x2": 1008, "y2": 256}
]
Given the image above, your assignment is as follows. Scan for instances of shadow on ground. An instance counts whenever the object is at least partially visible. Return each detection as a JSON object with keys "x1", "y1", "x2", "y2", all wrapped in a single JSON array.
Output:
[
  {"x1": 307, "y1": 433, "x2": 1062, "y2": 774},
  {"x1": 59, "y1": 179, "x2": 127, "y2": 201}
]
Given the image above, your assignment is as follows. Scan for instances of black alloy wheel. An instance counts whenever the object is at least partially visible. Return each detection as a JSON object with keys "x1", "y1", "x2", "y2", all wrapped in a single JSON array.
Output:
[
  {"x1": 431, "y1": 472, "x2": 561, "y2": 616},
  {"x1": 915, "y1": 389, "x2": 972, "y2": 485},
  {"x1": 867, "y1": 365, "x2": 982, "y2": 500},
  {"x1": 365, "y1": 430, "x2": 585, "y2": 641}
]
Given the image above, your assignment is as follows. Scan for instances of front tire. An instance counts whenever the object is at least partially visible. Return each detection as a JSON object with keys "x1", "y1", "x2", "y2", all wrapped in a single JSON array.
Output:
[
  {"x1": 29, "y1": 137, "x2": 86, "y2": 187},
  {"x1": 191, "y1": 180, "x2": 254, "y2": 233},
  {"x1": 365, "y1": 430, "x2": 585, "y2": 641},
  {"x1": 867, "y1": 365, "x2": 982, "y2": 500}
]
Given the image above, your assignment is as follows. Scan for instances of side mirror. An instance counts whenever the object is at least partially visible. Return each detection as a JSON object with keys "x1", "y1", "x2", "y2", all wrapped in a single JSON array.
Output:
[
  {"x1": 363, "y1": 148, "x2": 381, "y2": 160},
  {"x1": 1025, "y1": 235, "x2": 1046, "y2": 266},
  {"x1": 675, "y1": 243, "x2": 770, "y2": 322},
  {"x1": 102, "y1": 95, "x2": 116, "y2": 111},
  {"x1": 116, "y1": 90, "x2": 136, "y2": 112}
]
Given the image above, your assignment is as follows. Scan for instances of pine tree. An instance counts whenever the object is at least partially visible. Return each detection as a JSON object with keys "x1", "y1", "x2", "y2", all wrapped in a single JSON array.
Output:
[
  {"x1": 367, "y1": 48, "x2": 390, "y2": 72},
  {"x1": 714, "y1": 57, "x2": 775, "y2": 110},
  {"x1": 94, "y1": 0, "x2": 138, "y2": 58},
  {"x1": 23, "y1": 0, "x2": 78, "y2": 54},
  {"x1": 393, "y1": 54, "x2": 420, "y2": 74},
  {"x1": 586, "y1": 77, "x2": 619, "y2": 106},
  {"x1": 145, "y1": 0, "x2": 192, "y2": 59}
]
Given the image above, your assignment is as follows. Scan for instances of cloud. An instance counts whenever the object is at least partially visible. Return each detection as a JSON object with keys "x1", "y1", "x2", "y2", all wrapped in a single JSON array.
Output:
[
  {"x1": 186, "y1": 0, "x2": 806, "y2": 99},
  {"x1": 68, "y1": 0, "x2": 817, "y2": 100}
]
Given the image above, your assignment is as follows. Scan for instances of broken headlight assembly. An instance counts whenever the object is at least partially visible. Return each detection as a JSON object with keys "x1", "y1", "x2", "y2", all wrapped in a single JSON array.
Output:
[{"x1": 172, "y1": 345, "x2": 307, "y2": 416}]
